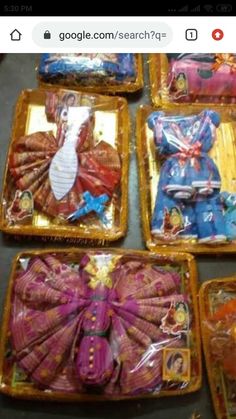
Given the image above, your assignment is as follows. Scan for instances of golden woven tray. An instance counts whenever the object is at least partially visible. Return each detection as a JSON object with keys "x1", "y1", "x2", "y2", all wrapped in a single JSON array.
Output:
[
  {"x1": 38, "y1": 54, "x2": 143, "y2": 93},
  {"x1": 136, "y1": 103, "x2": 236, "y2": 253},
  {"x1": 199, "y1": 277, "x2": 236, "y2": 419},
  {"x1": 0, "y1": 248, "x2": 201, "y2": 401},
  {"x1": 149, "y1": 54, "x2": 236, "y2": 107},
  {"x1": 0, "y1": 88, "x2": 130, "y2": 242}
]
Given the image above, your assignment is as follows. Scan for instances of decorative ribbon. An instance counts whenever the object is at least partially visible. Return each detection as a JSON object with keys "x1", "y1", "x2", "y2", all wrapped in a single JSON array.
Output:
[
  {"x1": 212, "y1": 54, "x2": 236, "y2": 72},
  {"x1": 84, "y1": 254, "x2": 121, "y2": 289},
  {"x1": 173, "y1": 141, "x2": 202, "y2": 170}
]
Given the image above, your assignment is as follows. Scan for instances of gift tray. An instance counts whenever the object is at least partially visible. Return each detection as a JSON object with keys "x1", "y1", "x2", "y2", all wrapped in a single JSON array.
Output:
[
  {"x1": 0, "y1": 88, "x2": 130, "y2": 241},
  {"x1": 38, "y1": 53, "x2": 143, "y2": 93},
  {"x1": 149, "y1": 53, "x2": 236, "y2": 107},
  {"x1": 0, "y1": 248, "x2": 201, "y2": 401},
  {"x1": 200, "y1": 276, "x2": 236, "y2": 419},
  {"x1": 137, "y1": 103, "x2": 236, "y2": 253}
]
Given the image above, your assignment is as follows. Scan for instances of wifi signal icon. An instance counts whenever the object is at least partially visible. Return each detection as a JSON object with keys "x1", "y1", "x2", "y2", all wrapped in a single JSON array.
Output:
[{"x1": 204, "y1": 4, "x2": 214, "y2": 13}]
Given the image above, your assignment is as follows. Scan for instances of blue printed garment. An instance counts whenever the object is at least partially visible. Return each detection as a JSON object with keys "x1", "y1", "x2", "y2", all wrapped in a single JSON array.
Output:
[
  {"x1": 39, "y1": 53, "x2": 136, "y2": 84},
  {"x1": 194, "y1": 195, "x2": 226, "y2": 243},
  {"x1": 149, "y1": 109, "x2": 226, "y2": 243},
  {"x1": 147, "y1": 110, "x2": 221, "y2": 200},
  {"x1": 152, "y1": 187, "x2": 226, "y2": 243},
  {"x1": 151, "y1": 185, "x2": 197, "y2": 241}
]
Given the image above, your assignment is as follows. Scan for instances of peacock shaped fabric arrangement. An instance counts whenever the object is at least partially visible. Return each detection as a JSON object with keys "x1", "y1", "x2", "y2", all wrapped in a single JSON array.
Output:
[
  {"x1": 6, "y1": 90, "x2": 122, "y2": 227},
  {"x1": 0, "y1": 250, "x2": 201, "y2": 399}
]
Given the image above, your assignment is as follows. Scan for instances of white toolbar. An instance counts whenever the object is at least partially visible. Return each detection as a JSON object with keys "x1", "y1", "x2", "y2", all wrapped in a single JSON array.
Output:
[{"x1": 0, "y1": 16, "x2": 233, "y2": 52}]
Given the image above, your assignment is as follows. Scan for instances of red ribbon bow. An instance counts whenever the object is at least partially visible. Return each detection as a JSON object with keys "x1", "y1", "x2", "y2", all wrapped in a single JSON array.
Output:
[{"x1": 174, "y1": 141, "x2": 202, "y2": 171}]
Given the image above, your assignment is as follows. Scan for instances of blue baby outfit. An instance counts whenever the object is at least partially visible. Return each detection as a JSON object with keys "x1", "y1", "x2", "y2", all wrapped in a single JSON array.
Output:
[
  {"x1": 221, "y1": 192, "x2": 236, "y2": 240},
  {"x1": 148, "y1": 110, "x2": 227, "y2": 243},
  {"x1": 147, "y1": 110, "x2": 221, "y2": 200}
]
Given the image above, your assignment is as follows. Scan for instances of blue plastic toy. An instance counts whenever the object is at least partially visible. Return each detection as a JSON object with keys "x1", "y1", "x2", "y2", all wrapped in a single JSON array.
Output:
[{"x1": 67, "y1": 191, "x2": 109, "y2": 224}]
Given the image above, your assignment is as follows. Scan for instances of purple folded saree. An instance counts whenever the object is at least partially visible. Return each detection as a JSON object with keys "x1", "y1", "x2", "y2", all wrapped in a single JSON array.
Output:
[{"x1": 10, "y1": 253, "x2": 189, "y2": 396}]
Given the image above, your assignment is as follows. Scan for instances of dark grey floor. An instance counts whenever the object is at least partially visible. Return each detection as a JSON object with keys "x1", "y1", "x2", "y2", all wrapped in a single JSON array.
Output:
[{"x1": 0, "y1": 54, "x2": 235, "y2": 419}]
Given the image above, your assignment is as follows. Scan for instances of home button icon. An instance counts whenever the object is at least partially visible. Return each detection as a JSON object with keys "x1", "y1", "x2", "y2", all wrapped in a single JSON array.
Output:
[{"x1": 10, "y1": 29, "x2": 22, "y2": 41}]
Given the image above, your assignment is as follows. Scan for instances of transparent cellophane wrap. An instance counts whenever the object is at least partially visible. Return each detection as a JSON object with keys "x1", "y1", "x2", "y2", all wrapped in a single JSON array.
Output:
[
  {"x1": 0, "y1": 88, "x2": 130, "y2": 241},
  {"x1": 199, "y1": 277, "x2": 236, "y2": 419},
  {"x1": 149, "y1": 54, "x2": 236, "y2": 107},
  {"x1": 136, "y1": 104, "x2": 236, "y2": 254},
  {"x1": 38, "y1": 54, "x2": 143, "y2": 93},
  {"x1": 0, "y1": 248, "x2": 201, "y2": 401}
]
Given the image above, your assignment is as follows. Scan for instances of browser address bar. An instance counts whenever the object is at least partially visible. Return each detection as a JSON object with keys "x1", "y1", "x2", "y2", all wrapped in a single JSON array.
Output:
[{"x1": 33, "y1": 21, "x2": 172, "y2": 48}]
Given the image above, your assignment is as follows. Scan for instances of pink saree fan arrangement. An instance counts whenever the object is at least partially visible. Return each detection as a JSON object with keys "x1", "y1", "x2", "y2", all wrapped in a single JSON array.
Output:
[{"x1": 0, "y1": 249, "x2": 201, "y2": 400}]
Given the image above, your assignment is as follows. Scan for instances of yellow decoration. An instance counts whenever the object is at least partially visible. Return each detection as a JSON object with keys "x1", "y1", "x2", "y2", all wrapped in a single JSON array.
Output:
[
  {"x1": 170, "y1": 211, "x2": 182, "y2": 228},
  {"x1": 174, "y1": 309, "x2": 187, "y2": 325},
  {"x1": 176, "y1": 75, "x2": 186, "y2": 91},
  {"x1": 20, "y1": 197, "x2": 31, "y2": 211},
  {"x1": 85, "y1": 255, "x2": 121, "y2": 289},
  {"x1": 212, "y1": 53, "x2": 236, "y2": 72}
]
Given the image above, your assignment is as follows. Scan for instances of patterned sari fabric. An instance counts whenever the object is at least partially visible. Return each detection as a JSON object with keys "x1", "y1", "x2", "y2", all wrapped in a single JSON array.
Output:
[
  {"x1": 167, "y1": 53, "x2": 236, "y2": 103},
  {"x1": 206, "y1": 299, "x2": 236, "y2": 380},
  {"x1": 11, "y1": 254, "x2": 189, "y2": 395},
  {"x1": 8, "y1": 92, "x2": 121, "y2": 219}
]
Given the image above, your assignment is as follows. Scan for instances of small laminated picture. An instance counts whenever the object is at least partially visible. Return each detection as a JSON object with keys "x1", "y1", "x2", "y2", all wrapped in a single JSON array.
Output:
[{"x1": 162, "y1": 348, "x2": 190, "y2": 382}]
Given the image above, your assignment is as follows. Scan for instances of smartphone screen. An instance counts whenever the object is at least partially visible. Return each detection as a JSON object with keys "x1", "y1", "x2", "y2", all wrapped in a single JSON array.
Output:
[{"x1": 0, "y1": 3, "x2": 235, "y2": 419}]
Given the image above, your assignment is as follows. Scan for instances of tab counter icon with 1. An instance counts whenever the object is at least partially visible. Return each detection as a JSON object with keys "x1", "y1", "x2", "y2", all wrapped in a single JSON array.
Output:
[
  {"x1": 44, "y1": 31, "x2": 51, "y2": 39},
  {"x1": 185, "y1": 29, "x2": 198, "y2": 41}
]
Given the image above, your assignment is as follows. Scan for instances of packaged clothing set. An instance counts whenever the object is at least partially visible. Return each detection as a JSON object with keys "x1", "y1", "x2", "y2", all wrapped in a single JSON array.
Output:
[
  {"x1": 136, "y1": 53, "x2": 236, "y2": 254},
  {"x1": 0, "y1": 249, "x2": 201, "y2": 400}
]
